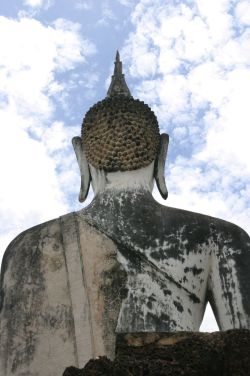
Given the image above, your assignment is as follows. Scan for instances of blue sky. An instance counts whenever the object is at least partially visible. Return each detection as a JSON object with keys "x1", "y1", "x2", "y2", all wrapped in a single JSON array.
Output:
[{"x1": 0, "y1": 0, "x2": 250, "y2": 331}]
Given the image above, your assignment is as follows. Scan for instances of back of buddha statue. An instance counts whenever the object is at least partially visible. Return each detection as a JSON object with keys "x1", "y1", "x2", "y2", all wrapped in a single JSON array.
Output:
[{"x1": 1, "y1": 52, "x2": 250, "y2": 376}]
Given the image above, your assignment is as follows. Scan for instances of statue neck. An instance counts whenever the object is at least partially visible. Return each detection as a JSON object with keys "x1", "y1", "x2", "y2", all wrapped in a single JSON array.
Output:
[
  {"x1": 81, "y1": 162, "x2": 158, "y2": 239},
  {"x1": 89, "y1": 162, "x2": 155, "y2": 196}
]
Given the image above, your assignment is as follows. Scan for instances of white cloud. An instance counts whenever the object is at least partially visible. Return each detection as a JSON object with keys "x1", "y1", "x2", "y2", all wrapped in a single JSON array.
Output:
[
  {"x1": 75, "y1": 0, "x2": 93, "y2": 10},
  {"x1": 173, "y1": 126, "x2": 187, "y2": 139},
  {"x1": 96, "y1": 1, "x2": 117, "y2": 27},
  {"x1": 23, "y1": 0, "x2": 53, "y2": 9},
  {"x1": 117, "y1": 0, "x2": 138, "y2": 7},
  {"x1": 0, "y1": 16, "x2": 96, "y2": 262},
  {"x1": 235, "y1": 1, "x2": 250, "y2": 25}
]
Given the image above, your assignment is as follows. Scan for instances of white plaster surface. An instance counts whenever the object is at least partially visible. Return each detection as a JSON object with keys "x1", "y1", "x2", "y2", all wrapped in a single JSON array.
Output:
[{"x1": 89, "y1": 161, "x2": 154, "y2": 195}]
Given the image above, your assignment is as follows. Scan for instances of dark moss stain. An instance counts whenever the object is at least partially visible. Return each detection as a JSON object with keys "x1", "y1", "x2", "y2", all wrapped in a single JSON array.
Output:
[
  {"x1": 184, "y1": 266, "x2": 204, "y2": 276},
  {"x1": 0, "y1": 229, "x2": 29, "y2": 313},
  {"x1": 189, "y1": 293, "x2": 200, "y2": 304},
  {"x1": 2, "y1": 224, "x2": 46, "y2": 372},
  {"x1": 150, "y1": 245, "x2": 185, "y2": 263},
  {"x1": 147, "y1": 301, "x2": 153, "y2": 309},
  {"x1": 173, "y1": 300, "x2": 184, "y2": 313},
  {"x1": 100, "y1": 260, "x2": 127, "y2": 355},
  {"x1": 145, "y1": 311, "x2": 177, "y2": 332},
  {"x1": 0, "y1": 288, "x2": 4, "y2": 313},
  {"x1": 40, "y1": 304, "x2": 74, "y2": 333},
  {"x1": 150, "y1": 249, "x2": 163, "y2": 261},
  {"x1": 228, "y1": 227, "x2": 250, "y2": 316},
  {"x1": 163, "y1": 289, "x2": 172, "y2": 296},
  {"x1": 148, "y1": 294, "x2": 157, "y2": 303},
  {"x1": 181, "y1": 226, "x2": 211, "y2": 254}
]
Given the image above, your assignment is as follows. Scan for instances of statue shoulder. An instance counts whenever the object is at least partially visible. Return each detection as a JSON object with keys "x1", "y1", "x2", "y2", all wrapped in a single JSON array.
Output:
[
  {"x1": 158, "y1": 204, "x2": 250, "y2": 252},
  {"x1": 0, "y1": 213, "x2": 82, "y2": 312},
  {"x1": 214, "y1": 217, "x2": 249, "y2": 237},
  {"x1": 0, "y1": 216, "x2": 68, "y2": 280},
  {"x1": 0, "y1": 212, "x2": 91, "y2": 279},
  {"x1": 165, "y1": 205, "x2": 248, "y2": 233},
  {"x1": 196, "y1": 211, "x2": 250, "y2": 252},
  {"x1": 212, "y1": 217, "x2": 250, "y2": 254}
]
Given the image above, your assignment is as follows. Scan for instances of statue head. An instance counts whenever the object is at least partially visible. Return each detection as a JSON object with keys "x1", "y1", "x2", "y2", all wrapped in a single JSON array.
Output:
[{"x1": 73, "y1": 51, "x2": 169, "y2": 202}]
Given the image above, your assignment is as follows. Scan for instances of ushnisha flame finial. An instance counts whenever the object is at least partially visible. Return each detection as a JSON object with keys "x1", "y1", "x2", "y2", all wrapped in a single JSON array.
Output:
[{"x1": 106, "y1": 50, "x2": 132, "y2": 98}]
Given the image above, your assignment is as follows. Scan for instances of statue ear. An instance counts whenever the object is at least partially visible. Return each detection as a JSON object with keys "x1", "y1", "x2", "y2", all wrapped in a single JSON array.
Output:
[
  {"x1": 154, "y1": 133, "x2": 169, "y2": 200},
  {"x1": 72, "y1": 137, "x2": 91, "y2": 203}
]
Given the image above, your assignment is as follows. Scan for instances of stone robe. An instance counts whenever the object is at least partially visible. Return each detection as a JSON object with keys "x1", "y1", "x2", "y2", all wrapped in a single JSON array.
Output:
[{"x1": 1, "y1": 190, "x2": 250, "y2": 376}]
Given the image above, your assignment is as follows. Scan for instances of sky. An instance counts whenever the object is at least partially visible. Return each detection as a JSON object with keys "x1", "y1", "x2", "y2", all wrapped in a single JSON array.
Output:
[{"x1": 0, "y1": 0, "x2": 250, "y2": 332}]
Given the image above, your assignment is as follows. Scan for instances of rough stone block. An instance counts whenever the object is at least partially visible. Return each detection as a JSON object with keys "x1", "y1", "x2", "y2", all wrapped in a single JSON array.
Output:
[{"x1": 62, "y1": 330, "x2": 250, "y2": 376}]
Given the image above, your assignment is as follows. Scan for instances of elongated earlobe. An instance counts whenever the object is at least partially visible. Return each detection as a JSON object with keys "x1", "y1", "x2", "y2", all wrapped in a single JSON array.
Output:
[
  {"x1": 154, "y1": 133, "x2": 169, "y2": 200},
  {"x1": 72, "y1": 136, "x2": 91, "y2": 203}
]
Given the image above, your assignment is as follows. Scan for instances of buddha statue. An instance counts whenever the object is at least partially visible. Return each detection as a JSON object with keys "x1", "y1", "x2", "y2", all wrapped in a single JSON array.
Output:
[{"x1": 0, "y1": 52, "x2": 250, "y2": 376}]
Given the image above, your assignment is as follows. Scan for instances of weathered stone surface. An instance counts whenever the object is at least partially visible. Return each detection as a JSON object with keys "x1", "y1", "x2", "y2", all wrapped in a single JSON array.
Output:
[
  {"x1": 0, "y1": 214, "x2": 122, "y2": 375},
  {"x1": 82, "y1": 190, "x2": 250, "y2": 332},
  {"x1": 0, "y1": 219, "x2": 77, "y2": 376},
  {"x1": 62, "y1": 330, "x2": 250, "y2": 376},
  {"x1": 1, "y1": 189, "x2": 250, "y2": 375}
]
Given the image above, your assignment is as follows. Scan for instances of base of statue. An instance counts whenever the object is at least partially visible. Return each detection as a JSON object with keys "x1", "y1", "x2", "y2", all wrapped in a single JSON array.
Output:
[{"x1": 63, "y1": 329, "x2": 250, "y2": 376}]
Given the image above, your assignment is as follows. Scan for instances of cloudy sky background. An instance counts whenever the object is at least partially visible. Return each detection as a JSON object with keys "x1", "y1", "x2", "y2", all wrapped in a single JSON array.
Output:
[{"x1": 0, "y1": 0, "x2": 250, "y2": 331}]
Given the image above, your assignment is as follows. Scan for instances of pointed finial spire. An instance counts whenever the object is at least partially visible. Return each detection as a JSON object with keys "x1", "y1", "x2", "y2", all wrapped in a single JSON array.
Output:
[{"x1": 107, "y1": 50, "x2": 132, "y2": 98}]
